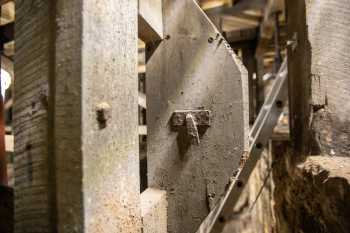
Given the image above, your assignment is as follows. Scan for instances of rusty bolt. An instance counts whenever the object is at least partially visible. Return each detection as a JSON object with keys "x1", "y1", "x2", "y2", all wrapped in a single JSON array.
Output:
[{"x1": 96, "y1": 102, "x2": 111, "y2": 129}]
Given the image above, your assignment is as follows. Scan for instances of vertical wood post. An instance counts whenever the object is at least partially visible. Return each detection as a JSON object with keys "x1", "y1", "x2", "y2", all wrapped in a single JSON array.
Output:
[
  {"x1": 14, "y1": 1, "x2": 140, "y2": 232},
  {"x1": 242, "y1": 45, "x2": 258, "y2": 125}
]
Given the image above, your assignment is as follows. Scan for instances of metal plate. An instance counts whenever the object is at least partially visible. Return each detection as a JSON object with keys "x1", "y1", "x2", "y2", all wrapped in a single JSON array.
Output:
[{"x1": 146, "y1": 1, "x2": 249, "y2": 232}]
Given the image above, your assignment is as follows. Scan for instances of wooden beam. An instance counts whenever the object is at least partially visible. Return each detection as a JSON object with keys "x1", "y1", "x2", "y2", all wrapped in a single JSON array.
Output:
[
  {"x1": 0, "y1": 0, "x2": 11, "y2": 6},
  {"x1": 224, "y1": 27, "x2": 257, "y2": 43},
  {"x1": 139, "y1": 92, "x2": 147, "y2": 109},
  {"x1": 138, "y1": 0, "x2": 163, "y2": 42},
  {"x1": 14, "y1": 1, "x2": 141, "y2": 232},
  {"x1": 141, "y1": 188, "x2": 167, "y2": 233},
  {"x1": 205, "y1": 0, "x2": 266, "y2": 16},
  {"x1": 139, "y1": 125, "x2": 147, "y2": 135}
]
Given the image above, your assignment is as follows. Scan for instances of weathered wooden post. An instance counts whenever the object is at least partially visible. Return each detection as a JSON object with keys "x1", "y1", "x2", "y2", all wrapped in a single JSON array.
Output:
[
  {"x1": 146, "y1": 1, "x2": 249, "y2": 232},
  {"x1": 14, "y1": 0, "x2": 140, "y2": 232}
]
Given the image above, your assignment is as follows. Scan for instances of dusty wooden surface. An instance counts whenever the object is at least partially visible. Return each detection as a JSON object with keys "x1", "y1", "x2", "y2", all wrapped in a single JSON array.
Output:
[
  {"x1": 306, "y1": 0, "x2": 350, "y2": 157},
  {"x1": 81, "y1": 0, "x2": 140, "y2": 232},
  {"x1": 14, "y1": 1, "x2": 53, "y2": 231},
  {"x1": 146, "y1": 1, "x2": 249, "y2": 232},
  {"x1": 15, "y1": 0, "x2": 140, "y2": 232},
  {"x1": 141, "y1": 188, "x2": 167, "y2": 233},
  {"x1": 138, "y1": 0, "x2": 163, "y2": 42}
]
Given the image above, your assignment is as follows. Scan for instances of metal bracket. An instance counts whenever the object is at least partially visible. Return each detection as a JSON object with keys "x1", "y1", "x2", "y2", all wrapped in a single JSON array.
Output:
[
  {"x1": 196, "y1": 59, "x2": 288, "y2": 233},
  {"x1": 172, "y1": 110, "x2": 211, "y2": 145}
]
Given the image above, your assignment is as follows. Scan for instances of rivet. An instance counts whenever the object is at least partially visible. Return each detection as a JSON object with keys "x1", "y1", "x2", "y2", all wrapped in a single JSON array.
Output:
[
  {"x1": 256, "y1": 142, "x2": 263, "y2": 149},
  {"x1": 276, "y1": 100, "x2": 283, "y2": 108}
]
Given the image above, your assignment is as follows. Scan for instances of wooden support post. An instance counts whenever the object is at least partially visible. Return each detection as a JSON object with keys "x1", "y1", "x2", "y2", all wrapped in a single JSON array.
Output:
[
  {"x1": 0, "y1": 15, "x2": 7, "y2": 185},
  {"x1": 147, "y1": 1, "x2": 248, "y2": 232},
  {"x1": 141, "y1": 188, "x2": 167, "y2": 233},
  {"x1": 255, "y1": 56, "x2": 265, "y2": 113},
  {"x1": 242, "y1": 44, "x2": 258, "y2": 125},
  {"x1": 14, "y1": 1, "x2": 140, "y2": 232}
]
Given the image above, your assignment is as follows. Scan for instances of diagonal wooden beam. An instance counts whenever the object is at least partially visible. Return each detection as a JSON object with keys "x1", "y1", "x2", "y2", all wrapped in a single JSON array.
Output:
[{"x1": 138, "y1": 0, "x2": 163, "y2": 42}]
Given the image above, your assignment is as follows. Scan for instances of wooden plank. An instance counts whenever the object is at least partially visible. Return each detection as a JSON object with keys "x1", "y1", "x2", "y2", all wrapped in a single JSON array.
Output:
[
  {"x1": 139, "y1": 125, "x2": 147, "y2": 135},
  {"x1": 0, "y1": 71, "x2": 6, "y2": 185},
  {"x1": 146, "y1": 1, "x2": 249, "y2": 232},
  {"x1": 138, "y1": 0, "x2": 163, "y2": 42},
  {"x1": 139, "y1": 92, "x2": 147, "y2": 109},
  {"x1": 305, "y1": 0, "x2": 350, "y2": 156},
  {"x1": 14, "y1": 1, "x2": 53, "y2": 231},
  {"x1": 224, "y1": 27, "x2": 257, "y2": 43},
  {"x1": 14, "y1": 1, "x2": 141, "y2": 232},
  {"x1": 141, "y1": 188, "x2": 167, "y2": 233},
  {"x1": 0, "y1": 0, "x2": 11, "y2": 6}
]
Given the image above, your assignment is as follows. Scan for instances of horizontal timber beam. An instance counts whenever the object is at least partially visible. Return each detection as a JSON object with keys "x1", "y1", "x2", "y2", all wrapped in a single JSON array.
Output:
[
  {"x1": 138, "y1": 0, "x2": 163, "y2": 42},
  {"x1": 224, "y1": 27, "x2": 257, "y2": 43}
]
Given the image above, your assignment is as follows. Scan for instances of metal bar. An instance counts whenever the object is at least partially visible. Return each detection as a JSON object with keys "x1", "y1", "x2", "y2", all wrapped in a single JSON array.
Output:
[{"x1": 196, "y1": 59, "x2": 288, "y2": 233}]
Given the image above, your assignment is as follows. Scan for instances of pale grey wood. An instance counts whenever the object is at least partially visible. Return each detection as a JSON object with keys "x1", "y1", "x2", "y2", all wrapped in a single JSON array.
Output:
[
  {"x1": 146, "y1": 1, "x2": 249, "y2": 232},
  {"x1": 141, "y1": 188, "x2": 167, "y2": 233},
  {"x1": 138, "y1": 0, "x2": 163, "y2": 42},
  {"x1": 14, "y1": 1, "x2": 53, "y2": 231},
  {"x1": 306, "y1": 0, "x2": 350, "y2": 157},
  {"x1": 14, "y1": 0, "x2": 140, "y2": 232}
]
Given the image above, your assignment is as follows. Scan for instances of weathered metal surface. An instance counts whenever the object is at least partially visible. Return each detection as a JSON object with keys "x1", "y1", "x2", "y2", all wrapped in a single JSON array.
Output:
[
  {"x1": 172, "y1": 110, "x2": 211, "y2": 126},
  {"x1": 146, "y1": 0, "x2": 249, "y2": 232},
  {"x1": 197, "y1": 59, "x2": 288, "y2": 233},
  {"x1": 172, "y1": 110, "x2": 212, "y2": 145}
]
